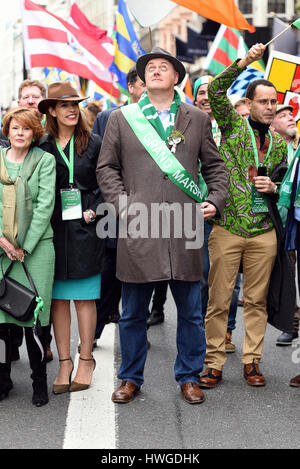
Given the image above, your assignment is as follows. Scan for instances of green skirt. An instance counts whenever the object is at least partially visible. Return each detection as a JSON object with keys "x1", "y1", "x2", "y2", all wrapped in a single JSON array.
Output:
[{"x1": 0, "y1": 238, "x2": 55, "y2": 327}]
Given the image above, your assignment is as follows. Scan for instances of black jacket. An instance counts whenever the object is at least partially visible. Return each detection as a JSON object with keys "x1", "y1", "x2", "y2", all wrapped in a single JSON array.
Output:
[
  {"x1": 266, "y1": 163, "x2": 295, "y2": 332},
  {"x1": 39, "y1": 133, "x2": 105, "y2": 280}
]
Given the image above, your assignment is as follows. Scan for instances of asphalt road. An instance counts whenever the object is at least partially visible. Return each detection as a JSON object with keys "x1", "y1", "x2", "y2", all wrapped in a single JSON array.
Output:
[
  {"x1": 116, "y1": 296, "x2": 300, "y2": 450},
  {"x1": 0, "y1": 293, "x2": 299, "y2": 450}
]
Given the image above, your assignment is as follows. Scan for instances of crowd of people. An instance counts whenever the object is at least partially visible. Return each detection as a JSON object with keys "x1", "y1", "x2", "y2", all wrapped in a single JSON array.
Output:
[{"x1": 0, "y1": 42, "x2": 299, "y2": 408}]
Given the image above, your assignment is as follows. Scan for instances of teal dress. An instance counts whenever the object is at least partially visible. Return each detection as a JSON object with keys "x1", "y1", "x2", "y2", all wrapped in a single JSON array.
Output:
[
  {"x1": 52, "y1": 274, "x2": 101, "y2": 300},
  {"x1": 0, "y1": 150, "x2": 56, "y2": 327}
]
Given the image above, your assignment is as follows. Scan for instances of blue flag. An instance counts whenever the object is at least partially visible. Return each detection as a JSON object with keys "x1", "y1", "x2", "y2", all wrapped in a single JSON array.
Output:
[
  {"x1": 229, "y1": 67, "x2": 264, "y2": 97},
  {"x1": 110, "y1": 0, "x2": 145, "y2": 94}
]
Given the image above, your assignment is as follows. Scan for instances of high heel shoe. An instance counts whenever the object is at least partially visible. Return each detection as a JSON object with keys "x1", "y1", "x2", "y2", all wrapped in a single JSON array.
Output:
[
  {"x1": 69, "y1": 356, "x2": 96, "y2": 392},
  {"x1": 52, "y1": 357, "x2": 74, "y2": 395}
]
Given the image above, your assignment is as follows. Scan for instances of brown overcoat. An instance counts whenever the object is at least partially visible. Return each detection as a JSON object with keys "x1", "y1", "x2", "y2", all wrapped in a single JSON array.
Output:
[{"x1": 96, "y1": 101, "x2": 228, "y2": 283}]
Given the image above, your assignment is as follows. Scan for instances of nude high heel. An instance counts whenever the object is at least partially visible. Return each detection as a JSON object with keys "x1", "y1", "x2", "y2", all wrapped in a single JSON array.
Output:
[
  {"x1": 52, "y1": 357, "x2": 74, "y2": 395},
  {"x1": 69, "y1": 356, "x2": 96, "y2": 392}
]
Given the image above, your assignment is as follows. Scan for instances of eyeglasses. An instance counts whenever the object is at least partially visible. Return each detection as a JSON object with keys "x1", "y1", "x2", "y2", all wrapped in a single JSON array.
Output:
[{"x1": 252, "y1": 99, "x2": 278, "y2": 106}]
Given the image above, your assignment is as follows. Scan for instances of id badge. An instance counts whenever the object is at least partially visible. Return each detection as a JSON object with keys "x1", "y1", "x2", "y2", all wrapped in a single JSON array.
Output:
[
  {"x1": 60, "y1": 188, "x2": 82, "y2": 220},
  {"x1": 251, "y1": 185, "x2": 268, "y2": 213}
]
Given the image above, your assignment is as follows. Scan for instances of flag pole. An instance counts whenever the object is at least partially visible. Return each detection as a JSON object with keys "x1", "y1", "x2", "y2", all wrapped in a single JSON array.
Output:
[
  {"x1": 149, "y1": 27, "x2": 153, "y2": 49},
  {"x1": 264, "y1": 23, "x2": 292, "y2": 47}
]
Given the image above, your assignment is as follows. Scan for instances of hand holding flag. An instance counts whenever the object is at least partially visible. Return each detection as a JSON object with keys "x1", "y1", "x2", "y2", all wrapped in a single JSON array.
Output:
[{"x1": 238, "y1": 43, "x2": 266, "y2": 70}]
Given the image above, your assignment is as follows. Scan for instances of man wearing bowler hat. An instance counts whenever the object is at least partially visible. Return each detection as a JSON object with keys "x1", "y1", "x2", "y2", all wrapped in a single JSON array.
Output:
[{"x1": 97, "y1": 47, "x2": 228, "y2": 404}]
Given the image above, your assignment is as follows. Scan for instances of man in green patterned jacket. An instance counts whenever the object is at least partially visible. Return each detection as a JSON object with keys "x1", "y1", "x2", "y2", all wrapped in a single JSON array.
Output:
[{"x1": 199, "y1": 43, "x2": 288, "y2": 388}]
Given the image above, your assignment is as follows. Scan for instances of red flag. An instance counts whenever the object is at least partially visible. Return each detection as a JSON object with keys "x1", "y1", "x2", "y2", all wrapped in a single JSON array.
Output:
[
  {"x1": 69, "y1": 2, "x2": 111, "y2": 42},
  {"x1": 171, "y1": 0, "x2": 255, "y2": 33},
  {"x1": 21, "y1": 0, "x2": 119, "y2": 98}
]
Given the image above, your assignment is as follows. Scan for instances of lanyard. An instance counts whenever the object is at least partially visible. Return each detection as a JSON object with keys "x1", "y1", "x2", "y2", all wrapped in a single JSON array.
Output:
[
  {"x1": 246, "y1": 120, "x2": 273, "y2": 168},
  {"x1": 56, "y1": 134, "x2": 74, "y2": 186},
  {"x1": 288, "y1": 142, "x2": 294, "y2": 166}
]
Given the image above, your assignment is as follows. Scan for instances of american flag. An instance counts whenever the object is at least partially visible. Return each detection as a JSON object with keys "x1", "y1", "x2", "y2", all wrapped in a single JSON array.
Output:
[{"x1": 21, "y1": 0, "x2": 119, "y2": 98}]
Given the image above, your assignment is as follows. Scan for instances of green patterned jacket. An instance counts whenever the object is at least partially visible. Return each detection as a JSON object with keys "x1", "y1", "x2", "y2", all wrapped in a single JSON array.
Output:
[{"x1": 208, "y1": 60, "x2": 287, "y2": 237}]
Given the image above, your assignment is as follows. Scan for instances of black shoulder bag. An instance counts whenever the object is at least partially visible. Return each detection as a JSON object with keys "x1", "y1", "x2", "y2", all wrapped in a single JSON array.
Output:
[{"x1": 0, "y1": 254, "x2": 41, "y2": 323}]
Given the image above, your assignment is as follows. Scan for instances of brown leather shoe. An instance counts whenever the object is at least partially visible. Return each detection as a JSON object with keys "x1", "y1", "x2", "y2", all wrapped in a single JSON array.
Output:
[
  {"x1": 244, "y1": 361, "x2": 265, "y2": 386},
  {"x1": 181, "y1": 382, "x2": 205, "y2": 404},
  {"x1": 289, "y1": 374, "x2": 300, "y2": 387},
  {"x1": 225, "y1": 330, "x2": 235, "y2": 353},
  {"x1": 199, "y1": 367, "x2": 222, "y2": 388},
  {"x1": 111, "y1": 381, "x2": 140, "y2": 403}
]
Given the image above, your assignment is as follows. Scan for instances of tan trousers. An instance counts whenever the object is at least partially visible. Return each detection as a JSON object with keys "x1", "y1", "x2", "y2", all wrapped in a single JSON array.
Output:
[{"x1": 205, "y1": 224, "x2": 277, "y2": 370}]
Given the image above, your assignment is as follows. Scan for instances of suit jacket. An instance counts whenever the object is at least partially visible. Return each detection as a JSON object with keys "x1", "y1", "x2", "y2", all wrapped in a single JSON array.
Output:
[
  {"x1": 97, "y1": 101, "x2": 228, "y2": 283},
  {"x1": 92, "y1": 107, "x2": 118, "y2": 140}
]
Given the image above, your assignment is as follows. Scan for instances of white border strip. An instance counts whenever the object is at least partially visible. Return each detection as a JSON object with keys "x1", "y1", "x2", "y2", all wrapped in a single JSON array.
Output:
[{"x1": 63, "y1": 323, "x2": 116, "y2": 449}]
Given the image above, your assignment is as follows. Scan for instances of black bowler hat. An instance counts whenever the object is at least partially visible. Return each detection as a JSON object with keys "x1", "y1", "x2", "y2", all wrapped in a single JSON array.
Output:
[{"x1": 136, "y1": 47, "x2": 186, "y2": 85}]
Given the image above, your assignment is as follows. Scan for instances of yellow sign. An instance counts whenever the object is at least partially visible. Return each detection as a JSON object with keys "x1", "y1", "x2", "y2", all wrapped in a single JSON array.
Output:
[{"x1": 265, "y1": 51, "x2": 300, "y2": 133}]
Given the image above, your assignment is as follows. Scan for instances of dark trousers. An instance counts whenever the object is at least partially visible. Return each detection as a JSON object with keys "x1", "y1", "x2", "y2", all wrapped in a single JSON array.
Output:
[
  {"x1": 151, "y1": 281, "x2": 168, "y2": 311},
  {"x1": 95, "y1": 248, "x2": 122, "y2": 339},
  {"x1": 0, "y1": 324, "x2": 47, "y2": 383},
  {"x1": 10, "y1": 324, "x2": 52, "y2": 349},
  {"x1": 289, "y1": 249, "x2": 300, "y2": 334}
]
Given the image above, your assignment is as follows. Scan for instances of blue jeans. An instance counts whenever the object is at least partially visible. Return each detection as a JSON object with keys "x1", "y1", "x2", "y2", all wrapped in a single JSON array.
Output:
[
  {"x1": 118, "y1": 280, "x2": 206, "y2": 387},
  {"x1": 201, "y1": 221, "x2": 241, "y2": 331}
]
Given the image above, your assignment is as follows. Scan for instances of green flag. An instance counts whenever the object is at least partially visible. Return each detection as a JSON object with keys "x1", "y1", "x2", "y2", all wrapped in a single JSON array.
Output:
[{"x1": 292, "y1": 17, "x2": 300, "y2": 29}]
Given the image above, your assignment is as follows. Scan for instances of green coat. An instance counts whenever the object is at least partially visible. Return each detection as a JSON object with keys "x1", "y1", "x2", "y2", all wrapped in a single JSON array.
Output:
[
  {"x1": 0, "y1": 146, "x2": 56, "y2": 327},
  {"x1": 208, "y1": 60, "x2": 287, "y2": 238}
]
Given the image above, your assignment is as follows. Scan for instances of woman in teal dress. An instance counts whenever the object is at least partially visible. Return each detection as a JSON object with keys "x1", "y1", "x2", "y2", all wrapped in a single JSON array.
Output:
[
  {"x1": 38, "y1": 82, "x2": 105, "y2": 394},
  {"x1": 0, "y1": 107, "x2": 56, "y2": 406}
]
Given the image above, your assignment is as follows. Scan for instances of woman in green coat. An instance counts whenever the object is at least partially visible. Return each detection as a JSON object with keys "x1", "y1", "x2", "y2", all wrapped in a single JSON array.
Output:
[{"x1": 0, "y1": 108, "x2": 56, "y2": 406}]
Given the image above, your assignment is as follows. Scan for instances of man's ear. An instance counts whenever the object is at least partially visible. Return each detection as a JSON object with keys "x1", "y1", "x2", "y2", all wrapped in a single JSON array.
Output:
[
  {"x1": 245, "y1": 98, "x2": 251, "y2": 111},
  {"x1": 127, "y1": 82, "x2": 134, "y2": 97}
]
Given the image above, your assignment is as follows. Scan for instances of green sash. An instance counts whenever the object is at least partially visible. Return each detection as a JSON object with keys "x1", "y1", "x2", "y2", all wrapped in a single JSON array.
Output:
[{"x1": 121, "y1": 104, "x2": 204, "y2": 203}]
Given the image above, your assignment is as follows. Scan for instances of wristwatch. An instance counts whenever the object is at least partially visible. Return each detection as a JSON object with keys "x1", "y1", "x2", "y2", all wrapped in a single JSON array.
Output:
[
  {"x1": 273, "y1": 184, "x2": 278, "y2": 194},
  {"x1": 85, "y1": 209, "x2": 96, "y2": 222}
]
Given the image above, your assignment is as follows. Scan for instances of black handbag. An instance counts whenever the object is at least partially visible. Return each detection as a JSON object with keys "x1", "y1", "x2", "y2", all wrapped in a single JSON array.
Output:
[{"x1": 0, "y1": 254, "x2": 39, "y2": 322}]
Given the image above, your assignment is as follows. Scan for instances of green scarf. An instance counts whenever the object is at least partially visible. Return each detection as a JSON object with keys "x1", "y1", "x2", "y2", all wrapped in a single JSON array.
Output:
[
  {"x1": 0, "y1": 146, "x2": 46, "y2": 248},
  {"x1": 278, "y1": 144, "x2": 300, "y2": 209},
  {"x1": 138, "y1": 89, "x2": 181, "y2": 142}
]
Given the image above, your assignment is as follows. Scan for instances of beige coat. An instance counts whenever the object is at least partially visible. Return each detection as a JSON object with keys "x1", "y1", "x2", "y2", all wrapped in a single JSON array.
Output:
[{"x1": 97, "y1": 102, "x2": 228, "y2": 283}]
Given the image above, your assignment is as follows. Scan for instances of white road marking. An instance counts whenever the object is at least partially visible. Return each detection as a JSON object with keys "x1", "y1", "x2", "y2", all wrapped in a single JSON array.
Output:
[{"x1": 63, "y1": 323, "x2": 116, "y2": 449}]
